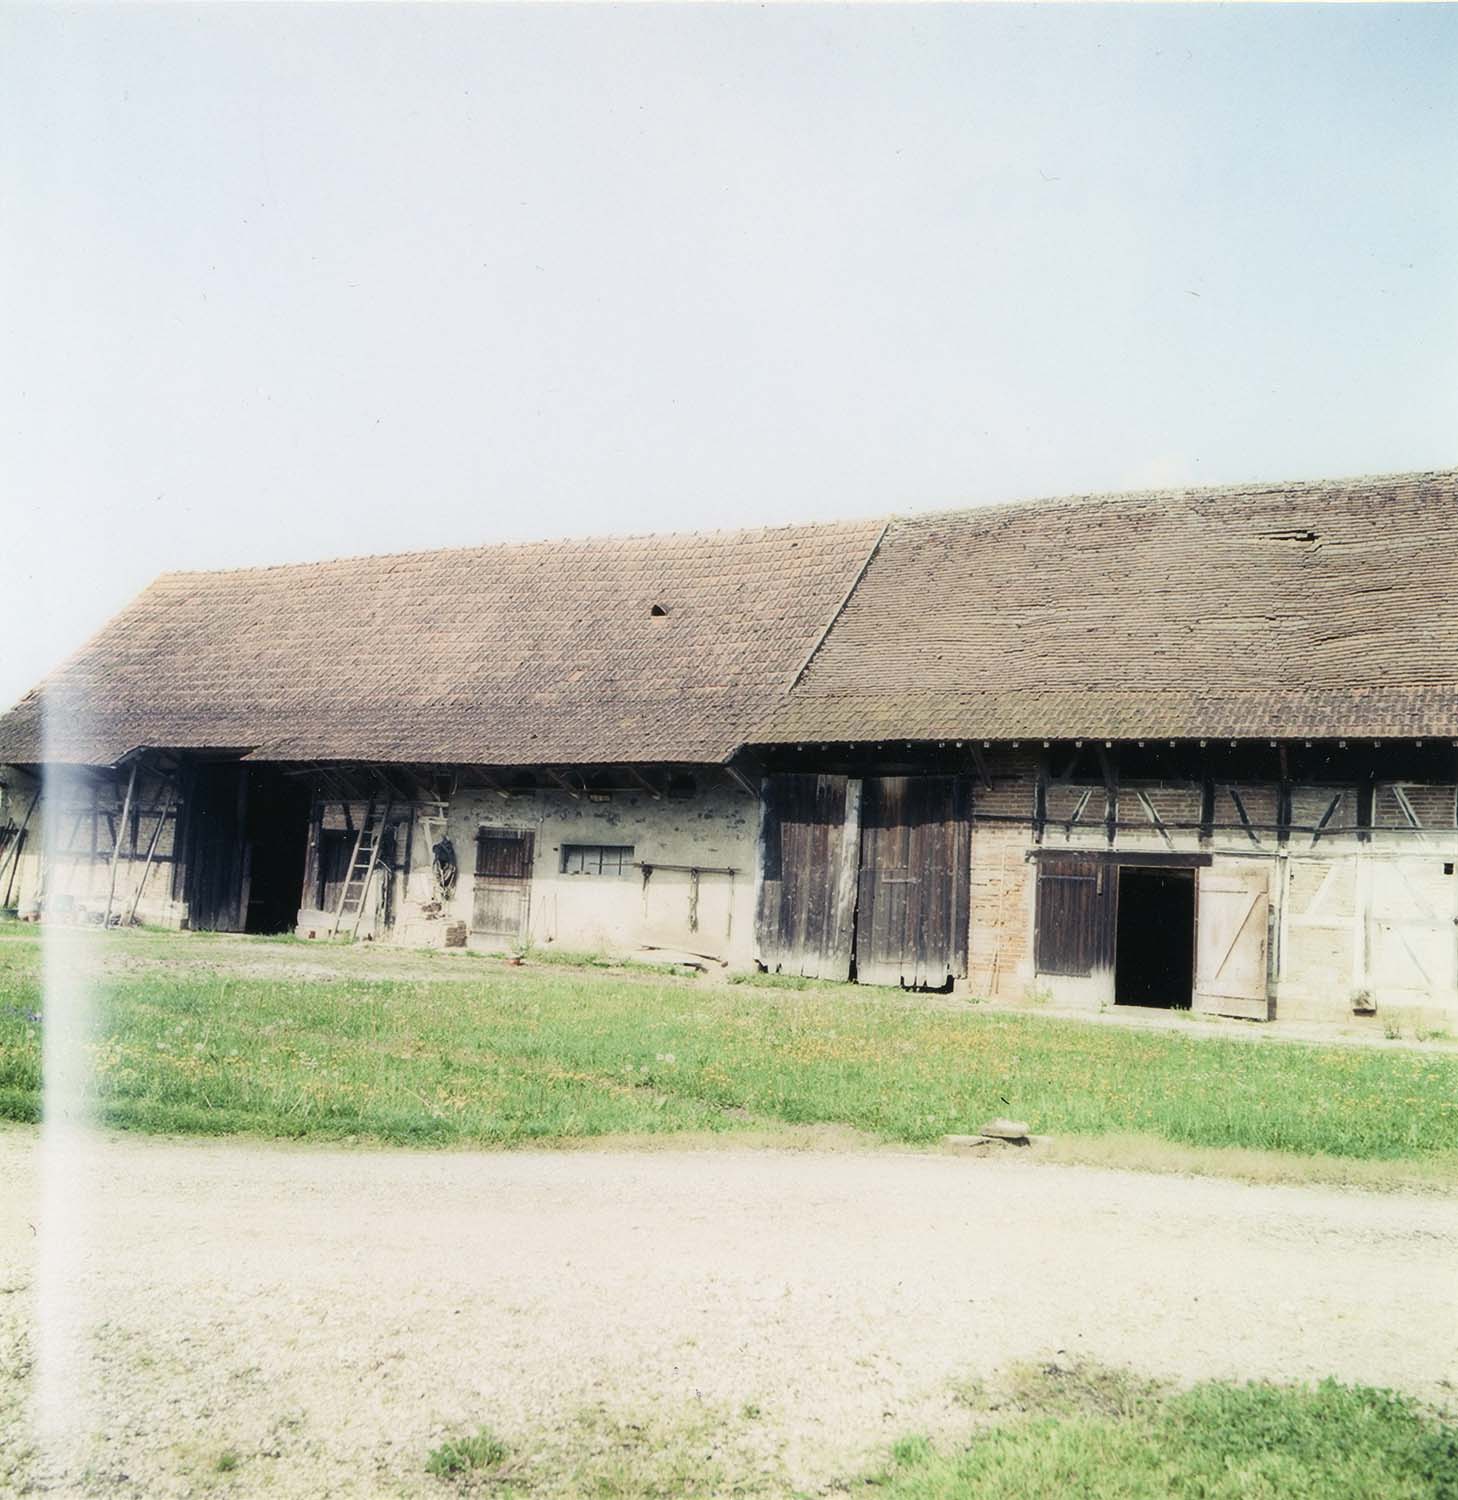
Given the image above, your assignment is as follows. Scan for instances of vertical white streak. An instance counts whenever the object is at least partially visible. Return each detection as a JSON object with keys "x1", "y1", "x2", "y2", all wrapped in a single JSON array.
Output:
[{"x1": 35, "y1": 760, "x2": 97, "y2": 1457}]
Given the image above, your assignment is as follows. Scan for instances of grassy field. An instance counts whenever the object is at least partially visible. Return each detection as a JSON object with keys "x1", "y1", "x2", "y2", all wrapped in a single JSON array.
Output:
[
  {"x1": 405, "y1": 1365, "x2": 1458, "y2": 1498},
  {"x1": 2, "y1": 922, "x2": 1457, "y2": 1170},
  {"x1": 848, "y1": 1366, "x2": 1458, "y2": 1500}
]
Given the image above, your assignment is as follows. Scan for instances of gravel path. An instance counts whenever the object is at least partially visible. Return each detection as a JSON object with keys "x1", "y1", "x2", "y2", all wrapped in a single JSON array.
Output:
[{"x1": 4, "y1": 1126, "x2": 1456, "y2": 1496}]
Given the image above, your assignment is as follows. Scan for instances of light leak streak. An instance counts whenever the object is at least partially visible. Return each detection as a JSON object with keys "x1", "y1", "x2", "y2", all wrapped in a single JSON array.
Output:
[{"x1": 34, "y1": 762, "x2": 98, "y2": 1457}]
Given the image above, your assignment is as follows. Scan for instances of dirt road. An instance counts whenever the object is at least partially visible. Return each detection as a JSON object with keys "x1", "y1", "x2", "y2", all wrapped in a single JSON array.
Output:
[{"x1": 3, "y1": 1126, "x2": 1455, "y2": 1496}]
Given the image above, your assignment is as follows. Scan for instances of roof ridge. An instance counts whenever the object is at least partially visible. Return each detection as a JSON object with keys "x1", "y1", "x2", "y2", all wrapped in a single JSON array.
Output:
[
  {"x1": 151, "y1": 512, "x2": 891, "y2": 584},
  {"x1": 116, "y1": 464, "x2": 1458, "y2": 585},
  {"x1": 885, "y1": 465, "x2": 1458, "y2": 531}
]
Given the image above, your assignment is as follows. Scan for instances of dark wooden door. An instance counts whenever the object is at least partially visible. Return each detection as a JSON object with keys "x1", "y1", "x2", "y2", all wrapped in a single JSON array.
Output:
[
  {"x1": 1034, "y1": 855, "x2": 1113, "y2": 977},
  {"x1": 755, "y1": 774, "x2": 862, "y2": 980},
  {"x1": 854, "y1": 776, "x2": 971, "y2": 988},
  {"x1": 179, "y1": 761, "x2": 248, "y2": 932},
  {"x1": 471, "y1": 828, "x2": 535, "y2": 947}
]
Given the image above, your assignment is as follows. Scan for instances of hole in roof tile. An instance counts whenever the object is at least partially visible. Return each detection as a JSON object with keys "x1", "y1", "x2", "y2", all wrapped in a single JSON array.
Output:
[{"x1": 650, "y1": 603, "x2": 668, "y2": 617}]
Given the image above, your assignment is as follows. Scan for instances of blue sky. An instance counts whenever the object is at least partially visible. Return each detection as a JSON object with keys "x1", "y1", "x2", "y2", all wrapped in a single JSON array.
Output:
[{"x1": 3, "y1": 3, "x2": 1455, "y2": 708}]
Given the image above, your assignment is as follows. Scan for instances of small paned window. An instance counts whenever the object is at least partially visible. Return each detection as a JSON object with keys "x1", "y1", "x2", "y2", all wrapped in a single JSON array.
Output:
[{"x1": 561, "y1": 844, "x2": 635, "y2": 876}]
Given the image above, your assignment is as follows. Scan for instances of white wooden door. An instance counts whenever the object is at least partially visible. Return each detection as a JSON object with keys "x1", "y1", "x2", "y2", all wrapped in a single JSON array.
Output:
[
  {"x1": 1195, "y1": 866, "x2": 1271, "y2": 1019},
  {"x1": 1367, "y1": 858, "x2": 1458, "y2": 1002}
]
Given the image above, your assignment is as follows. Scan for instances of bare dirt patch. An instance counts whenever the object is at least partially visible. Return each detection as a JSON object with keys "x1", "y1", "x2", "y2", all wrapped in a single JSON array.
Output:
[{"x1": 3, "y1": 1126, "x2": 1455, "y2": 1496}]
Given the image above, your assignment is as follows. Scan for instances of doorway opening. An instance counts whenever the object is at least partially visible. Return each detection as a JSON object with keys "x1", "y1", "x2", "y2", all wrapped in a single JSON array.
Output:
[
  {"x1": 1114, "y1": 866, "x2": 1195, "y2": 1009},
  {"x1": 242, "y1": 766, "x2": 313, "y2": 934}
]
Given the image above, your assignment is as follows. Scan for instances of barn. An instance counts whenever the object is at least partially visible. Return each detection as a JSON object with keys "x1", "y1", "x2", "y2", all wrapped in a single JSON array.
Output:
[{"x1": 3, "y1": 467, "x2": 1456, "y2": 1030}]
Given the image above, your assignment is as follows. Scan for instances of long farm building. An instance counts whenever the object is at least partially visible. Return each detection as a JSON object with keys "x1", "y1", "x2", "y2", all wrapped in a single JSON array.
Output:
[{"x1": 3, "y1": 468, "x2": 1456, "y2": 1031}]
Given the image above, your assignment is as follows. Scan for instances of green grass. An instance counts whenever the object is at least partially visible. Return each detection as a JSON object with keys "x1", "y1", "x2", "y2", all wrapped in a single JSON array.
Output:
[
  {"x1": 424, "y1": 1403, "x2": 783, "y2": 1497},
  {"x1": 2, "y1": 922, "x2": 1457, "y2": 1163},
  {"x1": 418, "y1": 1373, "x2": 1458, "y2": 1497},
  {"x1": 426, "y1": 1427, "x2": 509, "y2": 1480},
  {"x1": 854, "y1": 1367, "x2": 1458, "y2": 1500}
]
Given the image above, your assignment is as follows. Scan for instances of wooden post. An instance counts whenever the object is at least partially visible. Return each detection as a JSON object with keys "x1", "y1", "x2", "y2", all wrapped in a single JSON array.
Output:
[
  {"x1": 1096, "y1": 746, "x2": 1118, "y2": 847},
  {"x1": 102, "y1": 762, "x2": 140, "y2": 927},
  {"x1": 235, "y1": 765, "x2": 251, "y2": 931},
  {"x1": 124, "y1": 783, "x2": 175, "y2": 927},
  {"x1": 750, "y1": 774, "x2": 770, "y2": 966},
  {"x1": 1277, "y1": 744, "x2": 1292, "y2": 847},
  {"x1": 1356, "y1": 781, "x2": 1374, "y2": 844},
  {"x1": 1033, "y1": 751, "x2": 1048, "y2": 845},
  {"x1": 968, "y1": 745, "x2": 993, "y2": 791}
]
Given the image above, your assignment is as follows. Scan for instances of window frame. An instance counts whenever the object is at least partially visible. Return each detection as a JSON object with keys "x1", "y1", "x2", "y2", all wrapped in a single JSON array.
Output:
[{"x1": 560, "y1": 843, "x2": 636, "y2": 877}]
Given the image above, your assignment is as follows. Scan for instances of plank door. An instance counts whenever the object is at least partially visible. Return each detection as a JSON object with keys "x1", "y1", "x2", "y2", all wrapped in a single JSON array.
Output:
[
  {"x1": 1194, "y1": 865, "x2": 1271, "y2": 1019},
  {"x1": 1034, "y1": 856, "x2": 1112, "y2": 977},
  {"x1": 755, "y1": 774, "x2": 861, "y2": 980},
  {"x1": 472, "y1": 827, "x2": 535, "y2": 947},
  {"x1": 1367, "y1": 858, "x2": 1458, "y2": 1003},
  {"x1": 855, "y1": 776, "x2": 972, "y2": 989}
]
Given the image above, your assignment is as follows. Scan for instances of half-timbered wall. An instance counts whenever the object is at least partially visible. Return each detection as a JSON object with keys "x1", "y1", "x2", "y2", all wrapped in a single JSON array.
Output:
[
  {"x1": 963, "y1": 748, "x2": 1458, "y2": 1027},
  {"x1": 0, "y1": 764, "x2": 185, "y2": 926}
]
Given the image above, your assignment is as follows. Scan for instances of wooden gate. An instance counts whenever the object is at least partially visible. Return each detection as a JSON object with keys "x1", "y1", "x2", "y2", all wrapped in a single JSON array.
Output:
[
  {"x1": 472, "y1": 827, "x2": 535, "y2": 948},
  {"x1": 1194, "y1": 865, "x2": 1270, "y2": 1019},
  {"x1": 755, "y1": 775, "x2": 861, "y2": 979},
  {"x1": 1367, "y1": 857, "x2": 1458, "y2": 1002},
  {"x1": 854, "y1": 776, "x2": 971, "y2": 988}
]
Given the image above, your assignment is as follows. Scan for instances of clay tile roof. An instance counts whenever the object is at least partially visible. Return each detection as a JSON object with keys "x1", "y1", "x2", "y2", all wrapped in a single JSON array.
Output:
[
  {"x1": 6, "y1": 467, "x2": 1455, "y2": 769},
  {"x1": 755, "y1": 467, "x2": 1458, "y2": 744},
  {"x1": 0, "y1": 519, "x2": 886, "y2": 767}
]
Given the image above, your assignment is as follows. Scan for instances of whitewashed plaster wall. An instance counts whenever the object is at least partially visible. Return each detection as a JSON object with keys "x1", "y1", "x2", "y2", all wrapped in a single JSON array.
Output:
[{"x1": 383, "y1": 780, "x2": 760, "y2": 967}]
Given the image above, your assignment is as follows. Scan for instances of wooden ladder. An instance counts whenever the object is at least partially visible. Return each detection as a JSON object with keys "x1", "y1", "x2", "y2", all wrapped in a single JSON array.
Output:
[{"x1": 329, "y1": 798, "x2": 392, "y2": 940}]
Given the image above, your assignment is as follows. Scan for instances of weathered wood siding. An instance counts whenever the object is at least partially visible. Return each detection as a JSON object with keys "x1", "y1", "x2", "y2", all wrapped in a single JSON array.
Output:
[
  {"x1": 854, "y1": 775, "x2": 971, "y2": 988},
  {"x1": 1034, "y1": 855, "x2": 1114, "y2": 977},
  {"x1": 1193, "y1": 864, "x2": 1271, "y2": 1019},
  {"x1": 755, "y1": 774, "x2": 861, "y2": 980}
]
